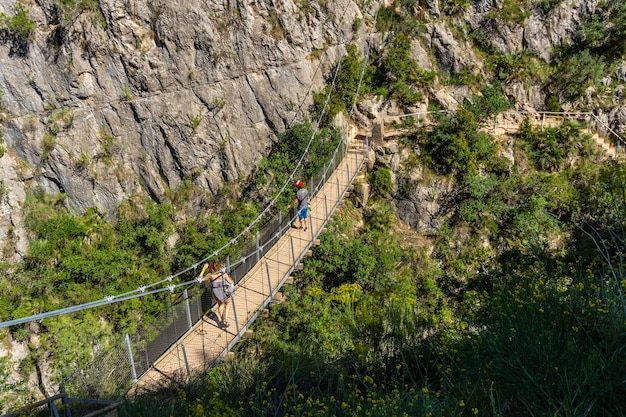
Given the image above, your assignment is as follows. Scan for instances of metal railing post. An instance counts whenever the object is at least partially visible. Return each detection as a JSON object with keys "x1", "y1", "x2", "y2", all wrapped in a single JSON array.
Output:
[
  {"x1": 265, "y1": 262, "x2": 272, "y2": 297},
  {"x1": 60, "y1": 386, "x2": 72, "y2": 417},
  {"x1": 184, "y1": 289, "x2": 192, "y2": 329},
  {"x1": 49, "y1": 401, "x2": 60, "y2": 417},
  {"x1": 541, "y1": 113, "x2": 545, "y2": 130},
  {"x1": 227, "y1": 255, "x2": 240, "y2": 332},
  {"x1": 290, "y1": 235, "x2": 295, "y2": 264},
  {"x1": 324, "y1": 194, "x2": 328, "y2": 218},
  {"x1": 255, "y1": 231, "x2": 260, "y2": 263},
  {"x1": 125, "y1": 334, "x2": 138, "y2": 383},
  {"x1": 232, "y1": 292, "x2": 240, "y2": 333},
  {"x1": 181, "y1": 343, "x2": 191, "y2": 382}
]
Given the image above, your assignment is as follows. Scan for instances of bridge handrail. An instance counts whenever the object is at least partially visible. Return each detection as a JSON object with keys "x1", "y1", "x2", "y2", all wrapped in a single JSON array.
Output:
[
  {"x1": 498, "y1": 110, "x2": 625, "y2": 150},
  {"x1": 383, "y1": 109, "x2": 625, "y2": 153}
]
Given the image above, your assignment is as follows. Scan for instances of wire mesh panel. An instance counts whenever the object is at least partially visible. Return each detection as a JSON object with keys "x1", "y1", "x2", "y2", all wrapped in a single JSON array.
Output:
[
  {"x1": 259, "y1": 216, "x2": 285, "y2": 259},
  {"x1": 229, "y1": 238, "x2": 260, "y2": 284},
  {"x1": 132, "y1": 291, "x2": 206, "y2": 377},
  {"x1": 65, "y1": 339, "x2": 133, "y2": 400}
]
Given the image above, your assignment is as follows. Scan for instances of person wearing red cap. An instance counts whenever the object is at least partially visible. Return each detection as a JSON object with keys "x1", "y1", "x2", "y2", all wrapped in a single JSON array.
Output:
[{"x1": 287, "y1": 180, "x2": 309, "y2": 231}]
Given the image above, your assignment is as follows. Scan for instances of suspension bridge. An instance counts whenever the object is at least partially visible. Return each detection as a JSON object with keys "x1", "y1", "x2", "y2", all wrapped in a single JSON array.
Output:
[
  {"x1": 129, "y1": 128, "x2": 368, "y2": 394},
  {"x1": 2, "y1": 108, "x2": 624, "y2": 417}
]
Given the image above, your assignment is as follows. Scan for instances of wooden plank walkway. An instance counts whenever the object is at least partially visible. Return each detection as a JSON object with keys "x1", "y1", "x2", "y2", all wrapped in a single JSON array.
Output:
[{"x1": 132, "y1": 135, "x2": 367, "y2": 394}]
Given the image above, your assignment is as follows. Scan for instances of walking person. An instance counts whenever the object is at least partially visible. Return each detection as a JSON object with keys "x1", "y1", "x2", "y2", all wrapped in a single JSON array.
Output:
[
  {"x1": 199, "y1": 261, "x2": 234, "y2": 328},
  {"x1": 287, "y1": 180, "x2": 309, "y2": 231}
]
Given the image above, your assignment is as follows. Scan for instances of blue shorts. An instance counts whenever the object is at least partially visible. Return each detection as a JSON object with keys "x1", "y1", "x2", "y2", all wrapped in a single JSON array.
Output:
[{"x1": 298, "y1": 207, "x2": 308, "y2": 220}]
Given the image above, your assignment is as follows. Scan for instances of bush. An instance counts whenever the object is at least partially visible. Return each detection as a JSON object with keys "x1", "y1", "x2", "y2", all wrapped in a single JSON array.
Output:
[
  {"x1": 464, "y1": 82, "x2": 512, "y2": 122},
  {"x1": 372, "y1": 167, "x2": 394, "y2": 197},
  {"x1": 0, "y1": 4, "x2": 35, "y2": 41},
  {"x1": 550, "y1": 49, "x2": 605, "y2": 102},
  {"x1": 313, "y1": 44, "x2": 371, "y2": 126}
]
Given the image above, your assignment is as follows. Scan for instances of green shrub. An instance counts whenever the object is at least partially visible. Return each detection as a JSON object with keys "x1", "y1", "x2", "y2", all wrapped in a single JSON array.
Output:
[
  {"x1": 464, "y1": 82, "x2": 512, "y2": 121},
  {"x1": 498, "y1": 0, "x2": 531, "y2": 24},
  {"x1": 419, "y1": 110, "x2": 478, "y2": 176},
  {"x1": 522, "y1": 120, "x2": 588, "y2": 172},
  {"x1": 0, "y1": 4, "x2": 35, "y2": 41},
  {"x1": 372, "y1": 167, "x2": 393, "y2": 197},
  {"x1": 375, "y1": 3, "x2": 421, "y2": 35},
  {"x1": 582, "y1": 1, "x2": 626, "y2": 57},
  {"x1": 545, "y1": 95, "x2": 561, "y2": 112},
  {"x1": 550, "y1": 49, "x2": 605, "y2": 102},
  {"x1": 313, "y1": 44, "x2": 371, "y2": 126},
  {"x1": 442, "y1": 0, "x2": 470, "y2": 15}
]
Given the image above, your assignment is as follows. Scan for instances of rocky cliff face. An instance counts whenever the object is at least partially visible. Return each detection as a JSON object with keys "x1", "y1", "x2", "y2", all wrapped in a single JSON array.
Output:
[
  {"x1": 2, "y1": 0, "x2": 624, "y2": 261},
  {"x1": 0, "y1": 0, "x2": 364, "y2": 258}
]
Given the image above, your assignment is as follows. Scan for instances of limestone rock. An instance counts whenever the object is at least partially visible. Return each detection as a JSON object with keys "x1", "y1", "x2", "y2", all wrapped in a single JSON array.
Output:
[{"x1": 0, "y1": 0, "x2": 363, "y2": 257}]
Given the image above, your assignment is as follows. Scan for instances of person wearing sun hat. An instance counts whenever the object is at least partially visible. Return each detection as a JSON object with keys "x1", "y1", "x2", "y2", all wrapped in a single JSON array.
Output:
[{"x1": 287, "y1": 180, "x2": 309, "y2": 231}]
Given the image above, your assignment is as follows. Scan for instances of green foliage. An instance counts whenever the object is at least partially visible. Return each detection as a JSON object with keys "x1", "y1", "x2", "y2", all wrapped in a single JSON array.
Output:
[
  {"x1": 0, "y1": 355, "x2": 26, "y2": 411},
  {"x1": 418, "y1": 110, "x2": 477, "y2": 177},
  {"x1": 375, "y1": 3, "x2": 422, "y2": 35},
  {"x1": 306, "y1": 210, "x2": 403, "y2": 292},
  {"x1": 464, "y1": 82, "x2": 512, "y2": 122},
  {"x1": 40, "y1": 313, "x2": 113, "y2": 379},
  {"x1": 519, "y1": 119, "x2": 595, "y2": 172},
  {"x1": 18, "y1": 195, "x2": 173, "y2": 306},
  {"x1": 0, "y1": 4, "x2": 35, "y2": 41},
  {"x1": 122, "y1": 86, "x2": 133, "y2": 101},
  {"x1": 56, "y1": 0, "x2": 103, "y2": 25},
  {"x1": 1, "y1": 191, "x2": 185, "y2": 384},
  {"x1": 372, "y1": 167, "x2": 393, "y2": 197},
  {"x1": 253, "y1": 121, "x2": 340, "y2": 208},
  {"x1": 99, "y1": 134, "x2": 118, "y2": 164},
  {"x1": 537, "y1": 0, "x2": 562, "y2": 14},
  {"x1": 448, "y1": 66, "x2": 483, "y2": 87},
  {"x1": 457, "y1": 168, "x2": 579, "y2": 248},
  {"x1": 188, "y1": 112, "x2": 202, "y2": 133},
  {"x1": 442, "y1": 0, "x2": 470, "y2": 15},
  {"x1": 381, "y1": 33, "x2": 415, "y2": 84},
  {"x1": 582, "y1": 1, "x2": 626, "y2": 57},
  {"x1": 458, "y1": 249, "x2": 626, "y2": 416},
  {"x1": 313, "y1": 44, "x2": 371, "y2": 126},
  {"x1": 374, "y1": 33, "x2": 427, "y2": 109},
  {"x1": 40, "y1": 132, "x2": 56, "y2": 162},
  {"x1": 496, "y1": 0, "x2": 531, "y2": 25},
  {"x1": 550, "y1": 49, "x2": 605, "y2": 103},
  {"x1": 582, "y1": 162, "x2": 626, "y2": 228},
  {"x1": 545, "y1": 94, "x2": 561, "y2": 112},
  {"x1": 490, "y1": 51, "x2": 549, "y2": 86},
  {"x1": 374, "y1": 4, "x2": 397, "y2": 33}
]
